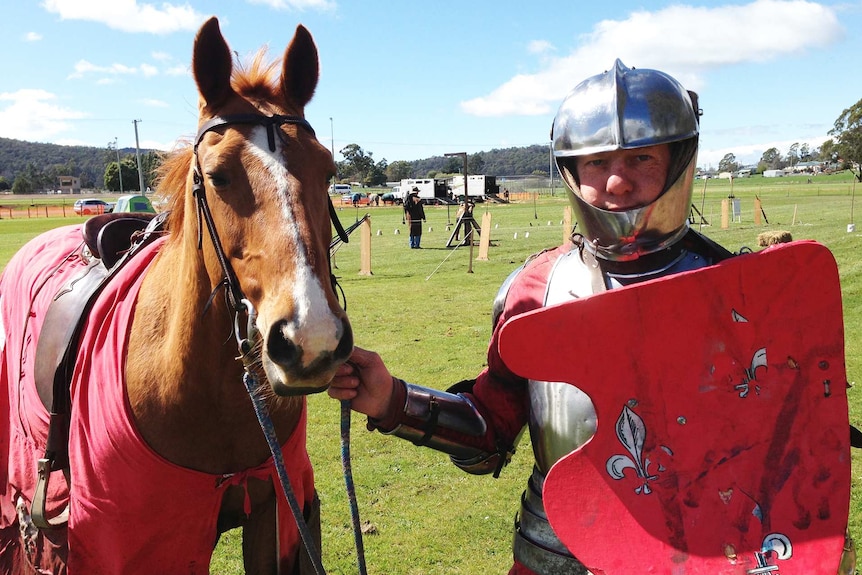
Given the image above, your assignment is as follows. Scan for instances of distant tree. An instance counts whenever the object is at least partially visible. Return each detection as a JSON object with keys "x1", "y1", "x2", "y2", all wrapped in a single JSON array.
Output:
[
  {"x1": 104, "y1": 158, "x2": 140, "y2": 192},
  {"x1": 443, "y1": 158, "x2": 461, "y2": 174},
  {"x1": 468, "y1": 153, "x2": 485, "y2": 174},
  {"x1": 386, "y1": 160, "x2": 412, "y2": 181},
  {"x1": 339, "y1": 143, "x2": 375, "y2": 183},
  {"x1": 786, "y1": 142, "x2": 799, "y2": 169},
  {"x1": 364, "y1": 159, "x2": 388, "y2": 187},
  {"x1": 757, "y1": 147, "x2": 782, "y2": 173},
  {"x1": 718, "y1": 153, "x2": 738, "y2": 173},
  {"x1": 12, "y1": 162, "x2": 47, "y2": 194},
  {"x1": 12, "y1": 173, "x2": 34, "y2": 194},
  {"x1": 829, "y1": 98, "x2": 862, "y2": 182},
  {"x1": 818, "y1": 138, "x2": 839, "y2": 164},
  {"x1": 0, "y1": 177, "x2": 9, "y2": 191},
  {"x1": 140, "y1": 151, "x2": 162, "y2": 191}
]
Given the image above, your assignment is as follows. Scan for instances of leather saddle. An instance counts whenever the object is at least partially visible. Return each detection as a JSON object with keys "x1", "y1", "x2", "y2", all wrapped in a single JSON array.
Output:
[{"x1": 31, "y1": 211, "x2": 167, "y2": 528}]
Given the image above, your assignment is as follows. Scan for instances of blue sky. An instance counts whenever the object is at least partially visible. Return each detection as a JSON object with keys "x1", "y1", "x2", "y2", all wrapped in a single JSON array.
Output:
[{"x1": 1, "y1": 0, "x2": 860, "y2": 170}]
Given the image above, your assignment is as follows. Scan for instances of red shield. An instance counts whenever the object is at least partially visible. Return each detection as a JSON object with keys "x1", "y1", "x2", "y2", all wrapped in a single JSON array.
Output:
[{"x1": 499, "y1": 241, "x2": 850, "y2": 574}]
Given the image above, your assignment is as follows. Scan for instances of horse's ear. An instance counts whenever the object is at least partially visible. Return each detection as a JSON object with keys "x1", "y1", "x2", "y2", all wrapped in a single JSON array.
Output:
[
  {"x1": 281, "y1": 24, "x2": 319, "y2": 109},
  {"x1": 193, "y1": 17, "x2": 234, "y2": 110}
]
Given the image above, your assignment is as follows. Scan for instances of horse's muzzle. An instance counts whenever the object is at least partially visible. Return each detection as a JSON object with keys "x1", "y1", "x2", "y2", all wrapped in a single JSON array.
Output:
[{"x1": 263, "y1": 317, "x2": 353, "y2": 396}]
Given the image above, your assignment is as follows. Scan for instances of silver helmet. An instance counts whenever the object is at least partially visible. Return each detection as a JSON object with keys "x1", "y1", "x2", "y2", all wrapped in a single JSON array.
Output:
[{"x1": 552, "y1": 59, "x2": 700, "y2": 261}]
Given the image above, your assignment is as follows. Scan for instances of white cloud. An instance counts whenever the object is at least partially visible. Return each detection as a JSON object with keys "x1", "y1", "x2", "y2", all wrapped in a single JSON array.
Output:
[
  {"x1": 139, "y1": 98, "x2": 169, "y2": 108},
  {"x1": 69, "y1": 59, "x2": 163, "y2": 80},
  {"x1": 461, "y1": 0, "x2": 843, "y2": 117},
  {"x1": 527, "y1": 40, "x2": 554, "y2": 55},
  {"x1": 41, "y1": 0, "x2": 206, "y2": 34},
  {"x1": 25, "y1": 32, "x2": 43, "y2": 41},
  {"x1": 140, "y1": 63, "x2": 159, "y2": 77},
  {"x1": 165, "y1": 64, "x2": 188, "y2": 77},
  {"x1": 245, "y1": 0, "x2": 336, "y2": 10},
  {"x1": 0, "y1": 89, "x2": 87, "y2": 141}
]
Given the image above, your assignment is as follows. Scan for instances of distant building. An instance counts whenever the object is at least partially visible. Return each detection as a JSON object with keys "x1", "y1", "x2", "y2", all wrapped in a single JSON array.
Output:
[
  {"x1": 58, "y1": 175, "x2": 81, "y2": 194},
  {"x1": 792, "y1": 161, "x2": 822, "y2": 174}
]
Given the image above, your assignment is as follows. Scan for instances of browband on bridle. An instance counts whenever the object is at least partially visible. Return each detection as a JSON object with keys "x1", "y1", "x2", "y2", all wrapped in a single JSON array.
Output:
[
  {"x1": 190, "y1": 112, "x2": 349, "y2": 314},
  {"x1": 195, "y1": 113, "x2": 315, "y2": 155}
]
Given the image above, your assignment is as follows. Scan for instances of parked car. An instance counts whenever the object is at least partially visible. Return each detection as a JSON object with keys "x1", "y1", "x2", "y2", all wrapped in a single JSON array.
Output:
[
  {"x1": 73, "y1": 198, "x2": 110, "y2": 215},
  {"x1": 341, "y1": 192, "x2": 371, "y2": 206}
]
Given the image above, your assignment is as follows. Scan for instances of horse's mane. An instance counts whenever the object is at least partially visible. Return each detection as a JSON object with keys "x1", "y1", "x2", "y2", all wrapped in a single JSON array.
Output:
[
  {"x1": 232, "y1": 48, "x2": 283, "y2": 108},
  {"x1": 155, "y1": 48, "x2": 285, "y2": 224}
]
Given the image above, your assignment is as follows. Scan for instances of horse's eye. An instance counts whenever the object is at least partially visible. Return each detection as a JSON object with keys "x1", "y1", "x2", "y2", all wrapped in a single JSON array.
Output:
[{"x1": 207, "y1": 172, "x2": 229, "y2": 188}]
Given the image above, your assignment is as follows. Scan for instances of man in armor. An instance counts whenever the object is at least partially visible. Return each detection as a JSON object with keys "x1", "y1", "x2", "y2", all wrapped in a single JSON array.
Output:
[{"x1": 328, "y1": 61, "x2": 854, "y2": 574}]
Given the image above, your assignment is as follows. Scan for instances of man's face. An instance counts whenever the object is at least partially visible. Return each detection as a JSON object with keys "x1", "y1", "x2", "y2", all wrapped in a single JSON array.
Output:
[{"x1": 575, "y1": 144, "x2": 671, "y2": 211}]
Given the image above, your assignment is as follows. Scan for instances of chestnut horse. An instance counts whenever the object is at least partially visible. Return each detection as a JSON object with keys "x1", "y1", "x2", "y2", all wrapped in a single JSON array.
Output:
[{"x1": 0, "y1": 17, "x2": 352, "y2": 574}]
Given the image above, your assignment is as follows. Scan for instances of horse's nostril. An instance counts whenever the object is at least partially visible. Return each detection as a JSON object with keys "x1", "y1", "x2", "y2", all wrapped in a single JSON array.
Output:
[
  {"x1": 335, "y1": 320, "x2": 354, "y2": 361},
  {"x1": 266, "y1": 320, "x2": 300, "y2": 368}
]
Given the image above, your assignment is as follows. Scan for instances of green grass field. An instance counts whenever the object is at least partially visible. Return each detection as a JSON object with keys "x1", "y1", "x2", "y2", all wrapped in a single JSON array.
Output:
[{"x1": 2, "y1": 172, "x2": 861, "y2": 573}]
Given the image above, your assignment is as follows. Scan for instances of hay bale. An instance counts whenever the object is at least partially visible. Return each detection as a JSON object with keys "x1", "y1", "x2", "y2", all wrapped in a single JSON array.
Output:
[{"x1": 757, "y1": 230, "x2": 793, "y2": 247}]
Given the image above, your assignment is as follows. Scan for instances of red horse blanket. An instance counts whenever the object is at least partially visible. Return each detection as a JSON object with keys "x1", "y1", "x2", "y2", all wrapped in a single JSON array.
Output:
[{"x1": 0, "y1": 225, "x2": 314, "y2": 574}]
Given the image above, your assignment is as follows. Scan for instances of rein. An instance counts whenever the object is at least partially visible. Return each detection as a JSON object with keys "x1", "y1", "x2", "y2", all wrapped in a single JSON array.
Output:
[{"x1": 192, "y1": 113, "x2": 364, "y2": 574}]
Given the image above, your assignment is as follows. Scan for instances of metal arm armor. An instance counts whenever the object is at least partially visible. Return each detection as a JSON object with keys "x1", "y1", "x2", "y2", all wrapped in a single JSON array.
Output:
[{"x1": 369, "y1": 379, "x2": 510, "y2": 476}]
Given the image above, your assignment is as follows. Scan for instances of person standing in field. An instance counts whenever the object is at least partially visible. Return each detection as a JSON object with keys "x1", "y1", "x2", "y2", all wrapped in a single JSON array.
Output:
[
  {"x1": 329, "y1": 61, "x2": 856, "y2": 574},
  {"x1": 404, "y1": 188, "x2": 425, "y2": 249}
]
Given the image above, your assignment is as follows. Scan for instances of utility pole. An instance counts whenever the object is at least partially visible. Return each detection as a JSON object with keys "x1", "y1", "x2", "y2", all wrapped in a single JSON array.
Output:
[
  {"x1": 108, "y1": 136, "x2": 123, "y2": 195},
  {"x1": 133, "y1": 119, "x2": 145, "y2": 195},
  {"x1": 114, "y1": 137, "x2": 124, "y2": 194},
  {"x1": 329, "y1": 117, "x2": 335, "y2": 158}
]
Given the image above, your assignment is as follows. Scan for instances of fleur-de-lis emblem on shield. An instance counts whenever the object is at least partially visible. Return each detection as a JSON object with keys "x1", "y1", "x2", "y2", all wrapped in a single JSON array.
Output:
[{"x1": 606, "y1": 406, "x2": 670, "y2": 494}]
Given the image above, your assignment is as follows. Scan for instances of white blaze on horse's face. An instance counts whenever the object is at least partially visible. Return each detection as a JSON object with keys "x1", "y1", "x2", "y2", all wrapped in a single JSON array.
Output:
[{"x1": 244, "y1": 125, "x2": 348, "y2": 394}]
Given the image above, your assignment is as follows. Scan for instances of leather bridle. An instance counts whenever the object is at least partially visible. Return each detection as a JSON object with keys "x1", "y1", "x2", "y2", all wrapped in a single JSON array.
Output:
[
  {"x1": 191, "y1": 113, "x2": 349, "y2": 315},
  {"x1": 192, "y1": 113, "x2": 358, "y2": 575}
]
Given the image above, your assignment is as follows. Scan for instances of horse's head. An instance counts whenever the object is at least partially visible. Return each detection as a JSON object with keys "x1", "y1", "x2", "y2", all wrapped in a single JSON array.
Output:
[{"x1": 180, "y1": 17, "x2": 352, "y2": 395}]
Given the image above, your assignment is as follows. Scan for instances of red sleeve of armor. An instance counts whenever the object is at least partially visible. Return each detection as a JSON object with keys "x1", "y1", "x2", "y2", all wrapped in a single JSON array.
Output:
[{"x1": 467, "y1": 246, "x2": 568, "y2": 449}]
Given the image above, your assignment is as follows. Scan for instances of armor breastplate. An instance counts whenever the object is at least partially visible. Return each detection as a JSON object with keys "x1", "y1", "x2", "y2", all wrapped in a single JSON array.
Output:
[{"x1": 528, "y1": 247, "x2": 710, "y2": 473}]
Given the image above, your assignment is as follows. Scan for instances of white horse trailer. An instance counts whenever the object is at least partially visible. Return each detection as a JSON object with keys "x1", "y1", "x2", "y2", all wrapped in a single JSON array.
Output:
[
  {"x1": 449, "y1": 175, "x2": 499, "y2": 200},
  {"x1": 400, "y1": 178, "x2": 449, "y2": 203}
]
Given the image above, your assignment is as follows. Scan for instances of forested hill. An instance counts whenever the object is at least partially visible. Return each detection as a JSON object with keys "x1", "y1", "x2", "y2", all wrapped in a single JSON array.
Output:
[
  {"x1": 409, "y1": 144, "x2": 550, "y2": 178},
  {"x1": 0, "y1": 137, "x2": 119, "y2": 189},
  {"x1": 0, "y1": 136, "x2": 552, "y2": 191}
]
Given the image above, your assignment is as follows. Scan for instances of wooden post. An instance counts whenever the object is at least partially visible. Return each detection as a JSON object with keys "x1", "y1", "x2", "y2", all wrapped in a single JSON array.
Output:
[
  {"x1": 477, "y1": 212, "x2": 492, "y2": 260},
  {"x1": 792, "y1": 204, "x2": 798, "y2": 226},
  {"x1": 563, "y1": 205, "x2": 573, "y2": 242},
  {"x1": 721, "y1": 199, "x2": 729, "y2": 229},
  {"x1": 359, "y1": 216, "x2": 372, "y2": 276},
  {"x1": 754, "y1": 198, "x2": 762, "y2": 225}
]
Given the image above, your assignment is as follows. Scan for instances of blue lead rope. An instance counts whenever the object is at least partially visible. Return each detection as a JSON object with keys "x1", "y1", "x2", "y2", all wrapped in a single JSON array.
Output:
[
  {"x1": 243, "y1": 371, "x2": 328, "y2": 575},
  {"x1": 238, "y1": 299, "x2": 368, "y2": 574},
  {"x1": 341, "y1": 399, "x2": 369, "y2": 575}
]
